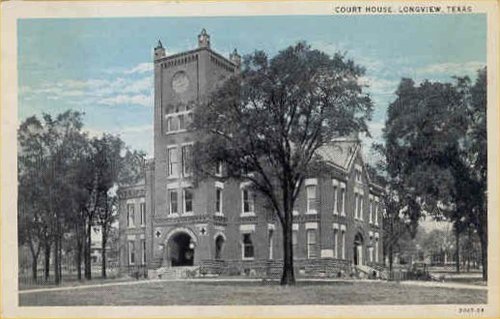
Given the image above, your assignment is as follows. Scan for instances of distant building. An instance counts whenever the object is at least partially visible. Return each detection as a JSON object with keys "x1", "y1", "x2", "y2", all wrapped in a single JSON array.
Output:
[{"x1": 118, "y1": 30, "x2": 383, "y2": 277}]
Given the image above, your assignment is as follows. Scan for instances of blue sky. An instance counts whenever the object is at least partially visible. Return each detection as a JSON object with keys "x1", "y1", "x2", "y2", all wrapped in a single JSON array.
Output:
[{"x1": 18, "y1": 14, "x2": 486, "y2": 158}]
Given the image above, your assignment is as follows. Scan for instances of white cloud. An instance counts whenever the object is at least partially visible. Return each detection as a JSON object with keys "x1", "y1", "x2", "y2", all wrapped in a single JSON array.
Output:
[
  {"x1": 99, "y1": 94, "x2": 152, "y2": 107},
  {"x1": 22, "y1": 67, "x2": 155, "y2": 108},
  {"x1": 359, "y1": 76, "x2": 398, "y2": 96},
  {"x1": 122, "y1": 76, "x2": 153, "y2": 94},
  {"x1": 416, "y1": 61, "x2": 485, "y2": 77},
  {"x1": 123, "y1": 62, "x2": 153, "y2": 74}
]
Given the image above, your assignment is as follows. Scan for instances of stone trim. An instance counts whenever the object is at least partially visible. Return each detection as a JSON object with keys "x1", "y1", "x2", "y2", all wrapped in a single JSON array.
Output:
[{"x1": 305, "y1": 222, "x2": 318, "y2": 230}]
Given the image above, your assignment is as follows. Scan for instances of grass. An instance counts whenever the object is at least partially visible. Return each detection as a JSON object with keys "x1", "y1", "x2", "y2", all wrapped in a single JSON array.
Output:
[{"x1": 19, "y1": 280, "x2": 487, "y2": 306}]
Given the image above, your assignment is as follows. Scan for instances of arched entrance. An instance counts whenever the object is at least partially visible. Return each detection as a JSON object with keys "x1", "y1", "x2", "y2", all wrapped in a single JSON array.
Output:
[
  {"x1": 215, "y1": 235, "x2": 225, "y2": 260},
  {"x1": 353, "y1": 233, "x2": 364, "y2": 266},
  {"x1": 167, "y1": 232, "x2": 195, "y2": 267}
]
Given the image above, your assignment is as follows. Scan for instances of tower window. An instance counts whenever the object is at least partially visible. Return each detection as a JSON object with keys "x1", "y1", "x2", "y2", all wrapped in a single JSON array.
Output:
[
  {"x1": 182, "y1": 144, "x2": 193, "y2": 176},
  {"x1": 167, "y1": 147, "x2": 179, "y2": 177},
  {"x1": 169, "y1": 190, "x2": 178, "y2": 214},
  {"x1": 184, "y1": 188, "x2": 193, "y2": 213}
]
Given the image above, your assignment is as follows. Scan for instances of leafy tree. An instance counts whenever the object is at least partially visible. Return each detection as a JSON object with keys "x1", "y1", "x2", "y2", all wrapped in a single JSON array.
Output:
[
  {"x1": 192, "y1": 42, "x2": 372, "y2": 285},
  {"x1": 382, "y1": 68, "x2": 487, "y2": 279},
  {"x1": 18, "y1": 110, "x2": 144, "y2": 283}
]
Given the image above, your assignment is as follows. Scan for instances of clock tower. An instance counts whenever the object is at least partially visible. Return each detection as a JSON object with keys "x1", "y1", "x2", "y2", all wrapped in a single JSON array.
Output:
[{"x1": 150, "y1": 29, "x2": 240, "y2": 267}]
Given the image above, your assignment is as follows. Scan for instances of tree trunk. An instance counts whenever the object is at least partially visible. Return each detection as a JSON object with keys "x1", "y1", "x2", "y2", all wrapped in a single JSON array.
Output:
[
  {"x1": 85, "y1": 219, "x2": 92, "y2": 280},
  {"x1": 478, "y1": 225, "x2": 487, "y2": 281},
  {"x1": 54, "y1": 235, "x2": 60, "y2": 285},
  {"x1": 76, "y1": 240, "x2": 82, "y2": 280},
  {"x1": 58, "y1": 235, "x2": 63, "y2": 282},
  {"x1": 28, "y1": 237, "x2": 40, "y2": 281},
  {"x1": 280, "y1": 211, "x2": 295, "y2": 285},
  {"x1": 102, "y1": 225, "x2": 107, "y2": 279},
  {"x1": 31, "y1": 255, "x2": 38, "y2": 281},
  {"x1": 44, "y1": 239, "x2": 51, "y2": 280},
  {"x1": 389, "y1": 245, "x2": 394, "y2": 272},
  {"x1": 455, "y1": 227, "x2": 460, "y2": 273}
]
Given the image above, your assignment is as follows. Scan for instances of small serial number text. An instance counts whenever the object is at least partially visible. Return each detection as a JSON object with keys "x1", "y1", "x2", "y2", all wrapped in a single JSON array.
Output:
[{"x1": 458, "y1": 307, "x2": 485, "y2": 316}]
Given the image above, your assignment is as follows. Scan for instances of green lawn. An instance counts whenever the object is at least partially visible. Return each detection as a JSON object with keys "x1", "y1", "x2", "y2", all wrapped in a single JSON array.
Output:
[{"x1": 19, "y1": 280, "x2": 486, "y2": 306}]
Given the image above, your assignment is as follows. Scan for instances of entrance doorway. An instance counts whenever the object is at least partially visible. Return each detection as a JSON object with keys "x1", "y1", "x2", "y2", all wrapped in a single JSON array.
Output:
[
  {"x1": 353, "y1": 233, "x2": 364, "y2": 266},
  {"x1": 215, "y1": 235, "x2": 225, "y2": 260},
  {"x1": 167, "y1": 232, "x2": 195, "y2": 267}
]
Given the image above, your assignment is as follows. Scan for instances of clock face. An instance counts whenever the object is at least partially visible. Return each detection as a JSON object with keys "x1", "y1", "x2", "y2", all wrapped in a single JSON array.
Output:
[{"x1": 172, "y1": 71, "x2": 189, "y2": 94}]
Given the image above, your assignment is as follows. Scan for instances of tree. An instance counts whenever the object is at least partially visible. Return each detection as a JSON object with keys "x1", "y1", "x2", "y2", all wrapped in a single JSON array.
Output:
[
  {"x1": 192, "y1": 42, "x2": 372, "y2": 285},
  {"x1": 382, "y1": 68, "x2": 487, "y2": 280}
]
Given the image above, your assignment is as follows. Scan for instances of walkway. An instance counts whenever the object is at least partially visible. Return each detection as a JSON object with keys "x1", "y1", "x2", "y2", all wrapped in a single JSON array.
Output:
[
  {"x1": 400, "y1": 280, "x2": 487, "y2": 291},
  {"x1": 19, "y1": 277, "x2": 486, "y2": 294}
]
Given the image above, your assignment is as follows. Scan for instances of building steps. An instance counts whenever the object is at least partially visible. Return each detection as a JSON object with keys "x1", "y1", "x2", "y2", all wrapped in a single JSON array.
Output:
[
  {"x1": 355, "y1": 264, "x2": 388, "y2": 279},
  {"x1": 149, "y1": 266, "x2": 199, "y2": 279}
]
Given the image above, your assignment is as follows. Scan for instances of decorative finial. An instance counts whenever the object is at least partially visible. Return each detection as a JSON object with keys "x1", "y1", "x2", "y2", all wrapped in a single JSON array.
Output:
[
  {"x1": 230, "y1": 48, "x2": 241, "y2": 67},
  {"x1": 198, "y1": 28, "x2": 211, "y2": 48},
  {"x1": 154, "y1": 39, "x2": 166, "y2": 60}
]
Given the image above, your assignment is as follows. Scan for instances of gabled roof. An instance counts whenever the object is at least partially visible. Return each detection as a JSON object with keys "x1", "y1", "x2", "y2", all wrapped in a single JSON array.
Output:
[
  {"x1": 316, "y1": 137, "x2": 384, "y2": 191},
  {"x1": 316, "y1": 137, "x2": 359, "y2": 172}
]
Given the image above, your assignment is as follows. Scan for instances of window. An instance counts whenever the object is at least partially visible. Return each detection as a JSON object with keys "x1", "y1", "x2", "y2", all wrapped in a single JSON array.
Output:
[
  {"x1": 166, "y1": 116, "x2": 180, "y2": 132},
  {"x1": 359, "y1": 196, "x2": 364, "y2": 220},
  {"x1": 375, "y1": 238, "x2": 379, "y2": 262},
  {"x1": 292, "y1": 230, "x2": 298, "y2": 254},
  {"x1": 354, "y1": 193, "x2": 359, "y2": 219},
  {"x1": 166, "y1": 117, "x2": 172, "y2": 132},
  {"x1": 142, "y1": 239, "x2": 147, "y2": 265},
  {"x1": 128, "y1": 241, "x2": 135, "y2": 265},
  {"x1": 168, "y1": 116, "x2": 179, "y2": 132},
  {"x1": 355, "y1": 168, "x2": 362, "y2": 183},
  {"x1": 127, "y1": 204, "x2": 135, "y2": 228},
  {"x1": 242, "y1": 233, "x2": 254, "y2": 259},
  {"x1": 179, "y1": 114, "x2": 186, "y2": 130},
  {"x1": 375, "y1": 200, "x2": 379, "y2": 225},
  {"x1": 341, "y1": 230, "x2": 346, "y2": 259},
  {"x1": 182, "y1": 145, "x2": 192, "y2": 176},
  {"x1": 167, "y1": 147, "x2": 179, "y2": 177},
  {"x1": 369, "y1": 199, "x2": 373, "y2": 224},
  {"x1": 333, "y1": 229, "x2": 338, "y2": 258},
  {"x1": 268, "y1": 229, "x2": 274, "y2": 260},
  {"x1": 169, "y1": 190, "x2": 178, "y2": 214},
  {"x1": 215, "y1": 161, "x2": 222, "y2": 176},
  {"x1": 340, "y1": 188, "x2": 345, "y2": 216},
  {"x1": 369, "y1": 236, "x2": 374, "y2": 262},
  {"x1": 307, "y1": 230, "x2": 317, "y2": 259},
  {"x1": 242, "y1": 189, "x2": 254, "y2": 214},
  {"x1": 140, "y1": 203, "x2": 146, "y2": 226},
  {"x1": 333, "y1": 185, "x2": 338, "y2": 215},
  {"x1": 341, "y1": 187, "x2": 346, "y2": 216},
  {"x1": 215, "y1": 187, "x2": 223, "y2": 215},
  {"x1": 184, "y1": 188, "x2": 193, "y2": 213},
  {"x1": 306, "y1": 185, "x2": 317, "y2": 213}
]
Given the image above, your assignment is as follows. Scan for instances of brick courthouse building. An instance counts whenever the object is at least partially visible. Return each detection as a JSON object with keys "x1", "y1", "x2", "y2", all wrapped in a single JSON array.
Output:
[{"x1": 118, "y1": 30, "x2": 384, "y2": 278}]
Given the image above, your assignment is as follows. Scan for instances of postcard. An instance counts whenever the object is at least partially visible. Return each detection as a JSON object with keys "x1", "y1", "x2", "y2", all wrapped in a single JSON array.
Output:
[{"x1": 1, "y1": 1, "x2": 498, "y2": 318}]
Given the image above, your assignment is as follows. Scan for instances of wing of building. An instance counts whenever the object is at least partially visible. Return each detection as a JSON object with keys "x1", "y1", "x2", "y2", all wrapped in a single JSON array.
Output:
[{"x1": 118, "y1": 30, "x2": 384, "y2": 279}]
